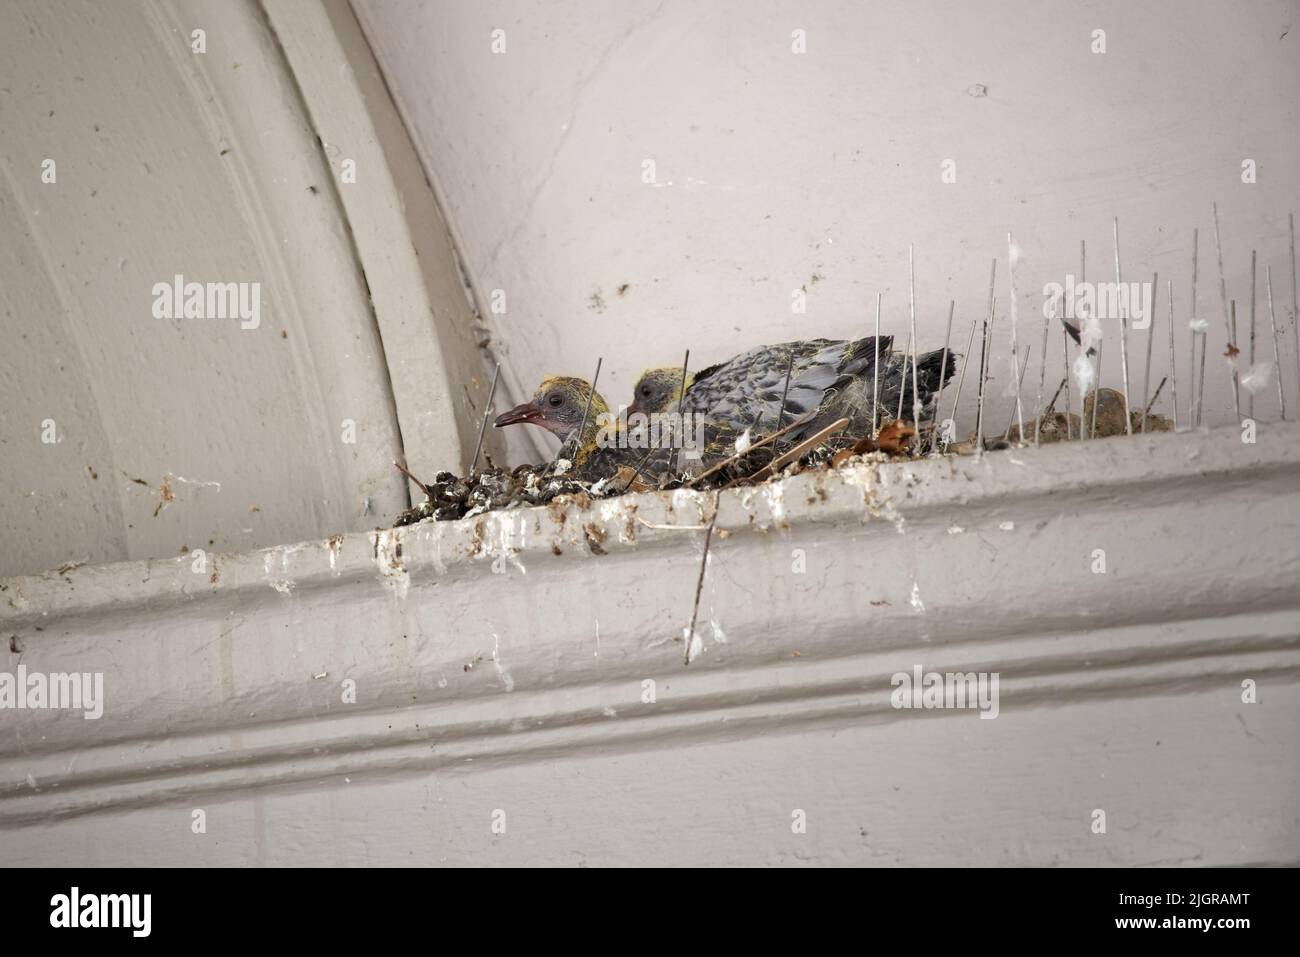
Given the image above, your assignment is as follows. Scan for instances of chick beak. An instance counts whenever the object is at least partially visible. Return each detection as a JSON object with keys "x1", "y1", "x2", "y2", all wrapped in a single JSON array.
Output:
[{"x1": 495, "y1": 402, "x2": 543, "y2": 428}]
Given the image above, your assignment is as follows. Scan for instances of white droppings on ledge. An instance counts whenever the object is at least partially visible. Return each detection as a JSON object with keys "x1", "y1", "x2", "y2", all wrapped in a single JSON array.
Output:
[
  {"x1": 910, "y1": 581, "x2": 926, "y2": 613},
  {"x1": 947, "y1": 525, "x2": 964, "y2": 535},
  {"x1": 431, "y1": 528, "x2": 447, "y2": 575},
  {"x1": 1072, "y1": 353, "x2": 1095, "y2": 394},
  {"x1": 495, "y1": 511, "x2": 527, "y2": 574},
  {"x1": 475, "y1": 511, "x2": 527, "y2": 575},
  {"x1": 373, "y1": 528, "x2": 410, "y2": 600},
  {"x1": 710, "y1": 619, "x2": 729, "y2": 644},
  {"x1": 491, "y1": 632, "x2": 515, "y2": 692},
  {"x1": 599, "y1": 498, "x2": 638, "y2": 543},
  {"x1": 262, "y1": 549, "x2": 297, "y2": 594},
  {"x1": 1241, "y1": 362, "x2": 1274, "y2": 395},
  {"x1": 672, "y1": 487, "x2": 710, "y2": 524},
  {"x1": 263, "y1": 542, "x2": 309, "y2": 582},
  {"x1": 999, "y1": 521, "x2": 1016, "y2": 532},
  {"x1": 846, "y1": 463, "x2": 906, "y2": 534},
  {"x1": 684, "y1": 626, "x2": 704, "y2": 664},
  {"x1": 764, "y1": 481, "x2": 787, "y2": 528}
]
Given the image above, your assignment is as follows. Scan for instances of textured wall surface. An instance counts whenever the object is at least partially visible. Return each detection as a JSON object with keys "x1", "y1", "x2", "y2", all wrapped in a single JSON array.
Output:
[
  {"x1": 0, "y1": 0, "x2": 494, "y2": 578},
  {"x1": 356, "y1": 0, "x2": 1300, "y2": 460}
]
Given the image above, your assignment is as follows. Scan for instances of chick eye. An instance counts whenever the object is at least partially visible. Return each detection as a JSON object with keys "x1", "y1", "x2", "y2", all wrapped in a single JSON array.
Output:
[
  {"x1": 639, "y1": 386, "x2": 652, "y2": 397},
  {"x1": 547, "y1": 393, "x2": 564, "y2": 408}
]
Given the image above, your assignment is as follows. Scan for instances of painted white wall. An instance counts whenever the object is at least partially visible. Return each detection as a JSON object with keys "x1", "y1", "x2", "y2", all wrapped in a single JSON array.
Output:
[
  {"x1": 356, "y1": 0, "x2": 1300, "y2": 458},
  {"x1": 0, "y1": 0, "x2": 495, "y2": 578}
]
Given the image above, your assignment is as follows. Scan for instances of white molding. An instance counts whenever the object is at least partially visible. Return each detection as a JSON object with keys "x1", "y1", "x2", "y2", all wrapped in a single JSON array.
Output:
[
  {"x1": 3, "y1": 425, "x2": 1298, "y2": 862},
  {"x1": 263, "y1": 0, "x2": 499, "y2": 476}
]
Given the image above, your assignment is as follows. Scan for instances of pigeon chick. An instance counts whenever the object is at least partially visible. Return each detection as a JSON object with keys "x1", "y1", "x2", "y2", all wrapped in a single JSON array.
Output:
[
  {"x1": 494, "y1": 376, "x2": 675, "y2": 479},
  {"x1": 499, "y1": 375, "x2": 740, "y2": 480},
  {"x1": 628, "y1": 367, "x2": 693, "y2": 417},
  {"x1": 495, "y1": 376, "x2": 613, "y2": 471}
]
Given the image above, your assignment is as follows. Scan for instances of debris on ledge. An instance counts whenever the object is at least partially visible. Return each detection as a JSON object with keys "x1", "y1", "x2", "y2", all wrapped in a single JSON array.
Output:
[{"x1": 394, "y1": 390, "x2": 1175, "y2": 528}]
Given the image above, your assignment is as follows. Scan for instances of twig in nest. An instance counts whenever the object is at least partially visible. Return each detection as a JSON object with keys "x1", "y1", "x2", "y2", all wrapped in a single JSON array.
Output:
[
  {"x1": 393, "y1": 460, "x2": 432, "y2": 499},
  {"x1": 684, "y1": 492, "x2": 720, "y2": 666},
  {"x1": 686, "y1": 410, "x2": 816, "y2": 488},
  {"x1": 616, "y1": 448, "x2": 659, "y2": 494},
  {"x1": 731, "y1": 417, "x2": 849, "y2": 486}
]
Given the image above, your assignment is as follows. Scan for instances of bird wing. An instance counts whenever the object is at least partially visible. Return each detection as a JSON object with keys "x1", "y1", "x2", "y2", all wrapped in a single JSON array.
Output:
[{"x1": 682, "y1": 337, "x2": 893, "y2": 435}]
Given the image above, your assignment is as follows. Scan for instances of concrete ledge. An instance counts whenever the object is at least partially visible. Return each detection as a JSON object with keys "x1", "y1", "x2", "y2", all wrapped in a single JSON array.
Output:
[{"x1": 2, "y1": 423, "x2": 1299, "y2": 863}]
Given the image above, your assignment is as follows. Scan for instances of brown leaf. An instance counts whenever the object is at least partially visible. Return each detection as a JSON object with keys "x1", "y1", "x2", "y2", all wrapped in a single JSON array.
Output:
[
  {"x1": 875, "y1": 420, "x2": 917, "y2": 455},
  {"x1": 612, "y1": 465, "x2": 651, "y2": 492}
]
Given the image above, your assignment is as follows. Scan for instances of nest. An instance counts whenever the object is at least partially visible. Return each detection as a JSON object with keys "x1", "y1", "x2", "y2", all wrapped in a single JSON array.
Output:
[
  {"x1": 393, "y1": 420, "x2": 927, "y2": 526},
  {"x1": 393, "y1": 463, "x2": 594, "y2": 526},
  {"x1": 392, "y1": 389, "x2": 1173, "y2": 528}
]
